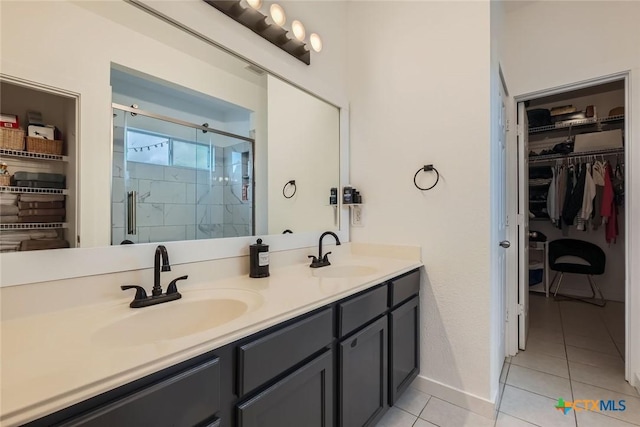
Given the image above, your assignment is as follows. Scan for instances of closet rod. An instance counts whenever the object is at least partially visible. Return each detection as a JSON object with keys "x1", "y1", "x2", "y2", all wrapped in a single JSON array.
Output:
[{"x1": 528, "y1": 147, "x2": 624, "y2": 164}]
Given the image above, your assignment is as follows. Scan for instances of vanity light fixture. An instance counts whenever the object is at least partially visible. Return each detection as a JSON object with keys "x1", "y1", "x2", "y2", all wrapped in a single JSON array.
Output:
[
  {"x1": 246, "y1": 0, "x2": 262, "y2": 9},
  {"x1": 310, "y1": 33, "x2": 322, "y2": 53},
  {"x1": 270, "y1": 4, "x2": 286, "y2": 27},
  {"x1": 291, "y1": 20, "x2": 305, "y2": 41},
  {"x1": 204, "y1": 1, "x2": 311, "y2": 65}
]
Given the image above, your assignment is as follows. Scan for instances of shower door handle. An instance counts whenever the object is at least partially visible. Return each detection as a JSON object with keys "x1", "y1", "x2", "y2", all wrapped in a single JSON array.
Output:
[{"x1": 127, "y1": 191, "x2": 137, "y2": 235}]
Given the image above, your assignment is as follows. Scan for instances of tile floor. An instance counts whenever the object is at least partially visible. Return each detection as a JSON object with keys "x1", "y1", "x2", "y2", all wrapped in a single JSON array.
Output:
[{"x1": 375, "y1": 294, "x2": 639, "y2": 427}]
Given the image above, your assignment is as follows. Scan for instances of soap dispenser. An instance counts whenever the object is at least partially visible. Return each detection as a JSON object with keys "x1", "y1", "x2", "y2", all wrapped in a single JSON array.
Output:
[{"x1": 249, "y1": 238, "x2": 270, "y2": 278}]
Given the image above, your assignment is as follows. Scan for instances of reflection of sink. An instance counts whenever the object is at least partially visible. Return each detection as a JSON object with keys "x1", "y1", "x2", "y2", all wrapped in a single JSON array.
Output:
[
  {"x1": 94, "y1": 289, "x2": 263, "y2": 347},
  {"x1": 312, "y1": 265, "x2": 378, "y2": 279}
]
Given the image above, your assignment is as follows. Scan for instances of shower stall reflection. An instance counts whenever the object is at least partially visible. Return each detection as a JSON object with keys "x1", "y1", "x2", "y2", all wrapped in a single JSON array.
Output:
[{"x1": 111, "y1": 106, "x2": 254, "y2": 244}]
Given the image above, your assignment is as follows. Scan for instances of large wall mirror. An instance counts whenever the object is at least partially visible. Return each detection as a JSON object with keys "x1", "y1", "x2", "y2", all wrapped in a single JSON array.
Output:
[
  {"x1": 0, "y1": 0, "x2": 346, "y2": 286},
  {"x1": 110, "y1": 65, "x2": 339, "y2": 245}
]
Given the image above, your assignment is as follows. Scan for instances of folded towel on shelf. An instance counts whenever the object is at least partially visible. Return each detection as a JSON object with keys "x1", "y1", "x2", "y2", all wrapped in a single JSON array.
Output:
[
  {"x1": 19, "y1": 215, "x2": 65, "y2": 223},
  {"x1": 19, "y1": 194, "x2": 65, "y2": 203},
  {"x1": 13, "y1": 180, "x2": 66, "y2": 189},
  {"x1": 18, "y1": 208, "x2": 65, "y2": 217},
  {"x1": 0, "y1": 194, "x2": 18, "y2": 205},
  {"x1": 0, "y1": 230, "x2": 58, "y2": 241},
  {"x1": 0, "y1": 243, "x2": 20, "y2": 252},
  {"x1": 0, "y1": 215, "x2": 19, "y2": 223},
  {"x1": 0, "y1": 205, "x2": 19, "y2": 215},
  {"x1": 12, "y1": 171, "x2": 65, "y2": 183},
  {"x1": 20, "y1": 239, "x2": 69, "y2": 251},
  {"x1": 18, "y1": 201, "x2": 64, "y2": 209}
]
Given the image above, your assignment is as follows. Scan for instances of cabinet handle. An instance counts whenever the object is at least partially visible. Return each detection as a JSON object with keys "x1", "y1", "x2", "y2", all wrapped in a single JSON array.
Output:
[
  {"x1": 351, "y1": 338, "x2": 358, "y2": 348},
  {"x1": 127, "y1": 190, "x2": 137, "y2": 235}
]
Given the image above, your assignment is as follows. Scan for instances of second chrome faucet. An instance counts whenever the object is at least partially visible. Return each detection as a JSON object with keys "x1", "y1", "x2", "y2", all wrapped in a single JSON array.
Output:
[
  {"x1": 121, "y1": 245, "x2": 188, "y2": 308},
  {"x1": 308, "y1": 231, "x2": 341, "y2": 268}
]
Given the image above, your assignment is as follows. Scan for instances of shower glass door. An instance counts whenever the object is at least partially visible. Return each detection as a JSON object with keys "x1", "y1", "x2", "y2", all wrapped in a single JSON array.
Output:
[{"x1": 111, "y1": 106, "x2": 253, "y2": 244}]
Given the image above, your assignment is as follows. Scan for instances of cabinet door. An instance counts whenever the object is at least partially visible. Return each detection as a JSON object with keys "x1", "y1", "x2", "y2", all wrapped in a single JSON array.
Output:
[
  {"x1": 237, "y1": 350, "x2": 333, "y2": 427},
  {"x1": 339, "y1": 316, "x2": 388, "y2": 427},
  {"x1": 60, "y1": 358, "x2": 220, "y2": 427},
  {"x1": 389, "y1": 296, "x2": 420, "y2": 404}
]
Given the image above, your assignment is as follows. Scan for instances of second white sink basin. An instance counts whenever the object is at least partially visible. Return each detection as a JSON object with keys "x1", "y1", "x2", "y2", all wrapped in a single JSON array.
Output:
[
  {"x1": 312, "y1": 265, "x2": 378, "y2": 279},
  {"x1": 93, "y1": 289, "x2": 263, "y2": 347}
]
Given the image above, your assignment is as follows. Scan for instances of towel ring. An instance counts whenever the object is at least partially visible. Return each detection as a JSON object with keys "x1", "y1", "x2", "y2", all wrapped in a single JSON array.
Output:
[
  {"x1": 414, "y1": 164, "x2": 440, "y2": 191},
  {"x1": 283, "y1": 180, "x2": 297, "y2": 198}
]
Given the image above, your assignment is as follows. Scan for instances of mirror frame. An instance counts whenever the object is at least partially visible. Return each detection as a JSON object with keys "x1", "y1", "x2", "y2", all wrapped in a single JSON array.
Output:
[{"x1": 0, "y1": 0, "x2": 350, "y2": 287}]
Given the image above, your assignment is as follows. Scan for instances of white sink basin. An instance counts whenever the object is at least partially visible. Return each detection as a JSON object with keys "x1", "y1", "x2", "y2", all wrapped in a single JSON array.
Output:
[
  {"x1": 94, "y1": 289, "x2": 263, "y2": 347},
  {"x1": 312, "y1": 265, "x2": 378, "y2": 279}
]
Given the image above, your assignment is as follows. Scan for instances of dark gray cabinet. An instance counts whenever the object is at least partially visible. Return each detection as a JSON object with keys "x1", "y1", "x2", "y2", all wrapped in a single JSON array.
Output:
[
  {"x1": 31, "y1": 269, "x2": 421, "y2": 427},
  {"x1": 236, "y1": 350, "x2": 333, "y2": 427},
  {"x1": 339, "y1": 316, "x2": 388, "y2": 427},
  {"x1": 389, "y1": 296, "x2": 420, "y2": 404},
  {"x1": 60, "y1": 358, "x2": 221, "y2": 427},
  {"x1": 237, "y1": 308, "x2": 333, "y2": 396}
]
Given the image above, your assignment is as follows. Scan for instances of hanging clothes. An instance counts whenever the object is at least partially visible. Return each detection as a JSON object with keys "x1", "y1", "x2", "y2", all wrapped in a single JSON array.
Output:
[
  {"x1": 591, "y1": 161, "x2": 605, "y2": 230},
  {"x1": 555, "y1": 164, "x2": 567, "y2": 229},
  {"x1": 547, "y1": 167, "x2": 557, "y2": 225},
  {"x1": 562, "y1": 164, "x2": 586, "y2": 226},
  {"x1": 577, "y1": 163, "x2": 596, "y2": 231},
  {"x1": 602, "y1": 163, "x2": 618, "y2": 244}
]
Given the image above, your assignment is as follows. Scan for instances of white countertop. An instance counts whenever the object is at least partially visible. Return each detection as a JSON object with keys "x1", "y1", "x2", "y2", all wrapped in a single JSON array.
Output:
[{"x1": 0, "y1": 251, "x2": 421, "y2": 426}]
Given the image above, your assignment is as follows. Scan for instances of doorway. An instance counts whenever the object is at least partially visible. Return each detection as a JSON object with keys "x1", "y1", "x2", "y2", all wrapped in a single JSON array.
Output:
[{"x1": 507, "y1": 74, "x2": 632, "y2": 388}]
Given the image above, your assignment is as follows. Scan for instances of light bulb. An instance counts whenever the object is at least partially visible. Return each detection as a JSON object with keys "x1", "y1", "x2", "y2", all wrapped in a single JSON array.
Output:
[
  {"x1": 310, "y1": 33, "x2": 322, "y2": 52},
  {"x1": 247, "y1": 0, "x2": 262, "y2": 9},
  {"x1": 291, "y1": 20, "x2": 305, "y2": 41},
  {"x1": 270, "y1": 4, "x2": 286, "y2": 27}
]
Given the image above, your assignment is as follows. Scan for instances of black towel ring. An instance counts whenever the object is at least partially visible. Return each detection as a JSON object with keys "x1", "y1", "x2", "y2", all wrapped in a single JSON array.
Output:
[
  {"x1": 414, "y1": 164, "x2": 440, "y2": 191},
  {"x1": 283, "y1": 180, "x2": 297, "y2": 198}
]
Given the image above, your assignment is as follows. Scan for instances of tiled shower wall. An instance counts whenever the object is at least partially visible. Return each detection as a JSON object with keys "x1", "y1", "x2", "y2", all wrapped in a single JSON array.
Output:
[{"x1": 111, "y1": 140, "x2": 253, "y2": 245}]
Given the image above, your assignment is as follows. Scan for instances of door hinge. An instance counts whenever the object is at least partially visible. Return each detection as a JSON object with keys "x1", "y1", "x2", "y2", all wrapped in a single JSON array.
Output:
[
  {"x1": 517, "y1": 213, "x2": 524, "y2": 226},
  {"x1": 517, "y1": 304, "x2": 524, "y2": 316}
]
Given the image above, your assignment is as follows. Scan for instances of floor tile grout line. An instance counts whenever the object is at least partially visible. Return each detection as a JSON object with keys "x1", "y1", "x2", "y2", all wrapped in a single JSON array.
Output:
[
  {"x1": 558, "y1": 300, "x2": 578, "y2": 427},
  {"x1": 571, "y1": 378, "x2": 640, "y2": 399},
  {"x1": 599, "y1": 299, "x2": 626, "y2": 361},
  {"x1": 496, "y1": 362, "x2": 511, "y2": 414},
  {"x1": 503, "y1": 382, "x2": 573, "y2": 403},
  {"x1": 510, "y1": 355, "x2": 571, "y2": 380},
  {"x1": 497, "y1": 411, "x2": 544, "y2": 427}
]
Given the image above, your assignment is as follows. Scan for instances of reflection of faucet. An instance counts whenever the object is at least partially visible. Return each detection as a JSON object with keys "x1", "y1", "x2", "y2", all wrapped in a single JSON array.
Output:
[
  {"x1": 308, "y1": 231, "x2": 341, "y2": 268},
  {"x1": 121, "y1": 245, "x2": 188, "y2": 308}
]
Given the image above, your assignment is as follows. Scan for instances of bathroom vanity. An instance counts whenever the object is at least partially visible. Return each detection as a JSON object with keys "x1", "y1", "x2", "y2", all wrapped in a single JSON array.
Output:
[{"x1": 1, "y1": 248, "x2": 421, "y2": 427}]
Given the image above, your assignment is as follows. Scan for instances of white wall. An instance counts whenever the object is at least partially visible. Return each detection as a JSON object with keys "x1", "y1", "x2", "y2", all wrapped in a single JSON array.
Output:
[
  {"x1": 267, "y1": 76, "x2": 340, "y2": 235},
  {"x1": 503, "y1": 0, "x2": 640, "y2": 387},
  {"x1": 347, "y1": 0, "x2": 495, "y2": 410}
]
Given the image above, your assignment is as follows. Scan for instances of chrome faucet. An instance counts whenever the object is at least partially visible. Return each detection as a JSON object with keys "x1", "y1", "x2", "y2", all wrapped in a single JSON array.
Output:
[
  {"x1": 121, "y1": 245, "x2": 188, "y2": 308},
  {"x1": 308, "y1": 231, "x2": 341, "y2": 268}
]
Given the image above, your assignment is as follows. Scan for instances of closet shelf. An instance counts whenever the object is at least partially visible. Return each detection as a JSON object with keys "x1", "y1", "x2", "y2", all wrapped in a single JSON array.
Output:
[
  {"x1": 0, "y1": 186, "x2": 68, "y2": 195},
  {"x1": 528, "y1": 114, "x2": 624, "y2": 134},
  {"x1": 0, "y1": 148, "x2": 68, "y2": 162},
  {"x1": 529, "y1": 147, "x2": 624, "y2": 164},
  {"x1": 0, "y1": 222, "x2": 68, "y2": 230}
]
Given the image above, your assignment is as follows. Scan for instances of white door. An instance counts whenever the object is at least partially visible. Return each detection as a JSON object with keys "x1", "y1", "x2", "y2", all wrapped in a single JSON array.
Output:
[
  {"x1": 497, "y1": 83, "x2": 508, "y2": 359},
  {"x1": 517, "y1": 102, "x2": 530, "y2": 350}
]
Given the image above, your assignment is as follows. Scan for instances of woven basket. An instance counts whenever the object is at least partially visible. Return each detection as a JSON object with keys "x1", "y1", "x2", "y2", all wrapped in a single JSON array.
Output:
[
  {"x1": 26, "y1": 137, "x2": 63, "y2": 155},
  {"x1": 0, "y1": 128, "x2": 25, "y2": 151},
  {"x1": 0, "y1": 175, "x2": 10, "y2": 186}
]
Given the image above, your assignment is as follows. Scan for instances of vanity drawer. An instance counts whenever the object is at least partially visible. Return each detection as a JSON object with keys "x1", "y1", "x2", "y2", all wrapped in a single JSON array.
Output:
[
  {"x1": 61, "y1": 358, "x2": 220, "y2": 427},
  {"x1": 389, "y1": 269, "x2": 420, "y2": 308},
  {"x1": 338, "y1": 285, "x2": 388, "y2": 337},
  {"x1": 237, "y1": 307, "x2": 333, "y2": 396}
]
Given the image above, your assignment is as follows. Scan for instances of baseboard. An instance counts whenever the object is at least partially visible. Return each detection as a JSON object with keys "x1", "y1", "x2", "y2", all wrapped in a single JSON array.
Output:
[{"x1": 411, "y1": 375, "x2": 496, "y2": 419}]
